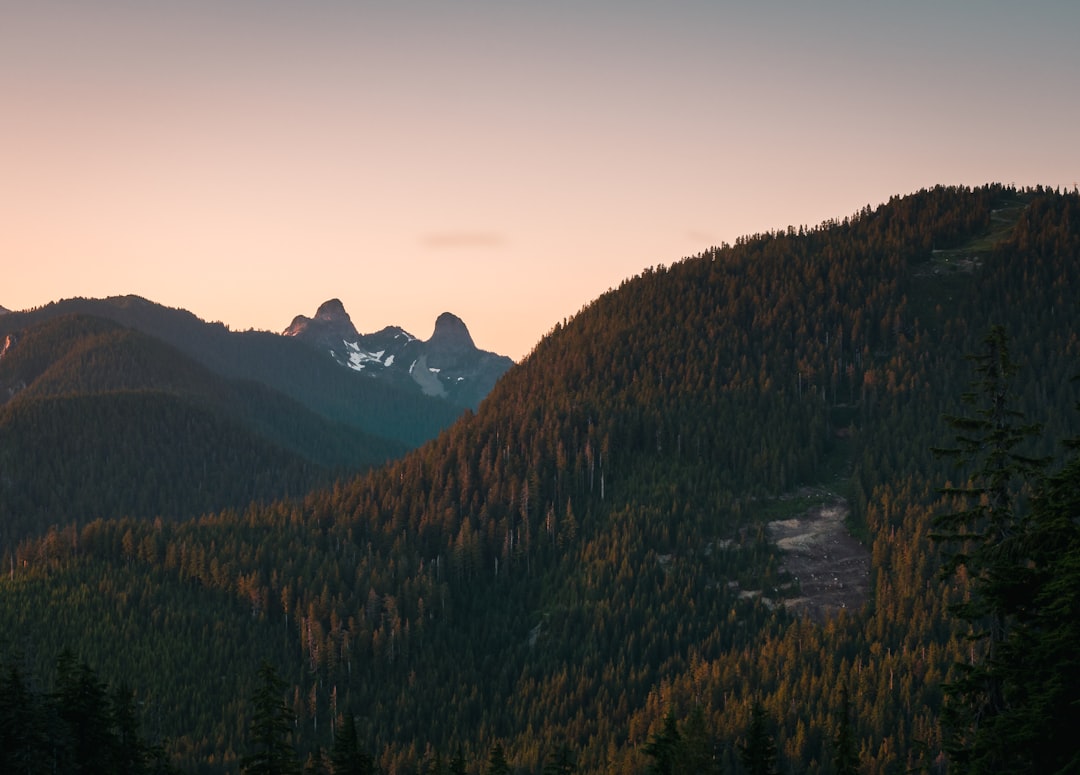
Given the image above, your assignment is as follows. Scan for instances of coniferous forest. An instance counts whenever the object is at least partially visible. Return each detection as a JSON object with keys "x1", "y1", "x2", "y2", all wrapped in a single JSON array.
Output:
[{"x1": 2, "y1": 184, "x2": 1080, "y2": 773}]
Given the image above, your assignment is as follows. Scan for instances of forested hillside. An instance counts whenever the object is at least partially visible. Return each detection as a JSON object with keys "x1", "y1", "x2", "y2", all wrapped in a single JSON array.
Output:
[
  {"x1": 0, "y1": 296, "x2": 464, "y2": 449},
  {"x1": 0, "y1": 314, "x2": 405, "y2": 546},
  {"x1": 2, "y1": 185, "x2": 1078, "y2": 773}
]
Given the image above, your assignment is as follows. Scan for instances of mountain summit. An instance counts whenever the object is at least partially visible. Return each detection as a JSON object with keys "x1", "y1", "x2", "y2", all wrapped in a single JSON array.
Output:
[
  {"x1": 429, "y1": 311, "x2": 475, "y2": 354},
  {"x1": 283, "y1": 298, "x2": 361, "y2": 352},
  {"x1": 284, "y1": 300, "x2": 513, "y2": 408}
]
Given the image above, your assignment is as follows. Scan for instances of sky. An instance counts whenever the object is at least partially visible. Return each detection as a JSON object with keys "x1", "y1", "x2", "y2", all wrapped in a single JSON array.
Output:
[{"x1": 3, "y1": 1, "x2": 1078, "y2": 362}]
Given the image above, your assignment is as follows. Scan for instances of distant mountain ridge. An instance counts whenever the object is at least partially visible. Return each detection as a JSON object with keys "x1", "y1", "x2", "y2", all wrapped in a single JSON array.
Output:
[
  {"x1": 5, "y1": 186, "x2": 1080, "y2": 773},
  {"x1": 0, "y1": 313, "x2": 406, "y2": 542},
  {"x1": 0, "y1": 295, "x2": 467, "y2": 448},
  {"x1": 284, "y1": 299, "x2": 514, "y2": 409}
]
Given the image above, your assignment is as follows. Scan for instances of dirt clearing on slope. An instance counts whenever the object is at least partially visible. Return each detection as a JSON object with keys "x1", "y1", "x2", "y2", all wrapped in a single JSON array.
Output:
[{"x1": 768, "y1": 497, "x2": 871, "y2": 624}]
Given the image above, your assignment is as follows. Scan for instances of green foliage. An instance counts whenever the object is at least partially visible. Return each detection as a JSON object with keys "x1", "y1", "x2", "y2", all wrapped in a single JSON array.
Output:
[
  {"x1": 642, "y1": 710, "x2": 681, "y2": 775},
  {"x1": 0, "y1": 652, "x2": 174, "y2": 775},
  {"x1": 932, "y1": 327, "x2": 1047, "y2": 770},
  {"x1": 831, "y1": 685, "x2": 859, "y2": 775},
  {"x1": 486, "y1": 741, "x2": 511, "y2": 775},
  {"x1": 1010, "y1": 448, "x2": 1080, "y2": 773},
  {"x1": 330, "y1": 713, "x2": 375, "y2": 775},
  {"x1": 2, "y1": 185, "x2": 1080, "y2": 773},
  {"x1": 543, "y1": 742, "x2": 578, "y2": 775},
  {"x1": 0, "y1": 295, "x2": 464, "y2": 448},
  {"x1": 0, "y1": 314, "x2": 406, "y2": 547},
  {"x1": 739, "y1": 703, "x2": 779, "y2": 775},
  {"x1": 242, "y1": 661, "x2": 300, "y2": 775}
]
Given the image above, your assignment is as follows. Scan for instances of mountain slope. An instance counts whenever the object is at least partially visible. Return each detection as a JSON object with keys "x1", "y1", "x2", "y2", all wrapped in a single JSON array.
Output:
[
  {"x1": 0, "y1": 314, "x2": 405, "y2": 544},
  {"x1": 3, "y1": 185, "x2": 1079, "y2": 773},
  {"x1": 284, "y1": 299, "x2": 514, "y2": 409},
  {"x1": 0, "y1": 296, "x2": 465, "y2": 448}
]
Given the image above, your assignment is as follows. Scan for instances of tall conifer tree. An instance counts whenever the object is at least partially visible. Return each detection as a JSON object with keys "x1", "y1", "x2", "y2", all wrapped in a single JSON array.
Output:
[
  {"x1": 241, "y1": 661, "x2": 299, "y2": 775},
  {"x1": 933, "y1": 325, "x2": 1045, "y2": 772}
]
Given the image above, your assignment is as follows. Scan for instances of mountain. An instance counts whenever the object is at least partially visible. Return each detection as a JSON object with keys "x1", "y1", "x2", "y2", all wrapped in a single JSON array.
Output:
[
  {"x1": 0, "y1": 314, "x2": 406, "y2": 544},
  {"x1": 284, "y1": 299, "x2": 514, "y2": 409},
  {"x1": 3, "y1": 185, "x2": 1079, "y2": 774},
  {"x1": 0, "y1": 295, "x2": 465, "y2": 448}
]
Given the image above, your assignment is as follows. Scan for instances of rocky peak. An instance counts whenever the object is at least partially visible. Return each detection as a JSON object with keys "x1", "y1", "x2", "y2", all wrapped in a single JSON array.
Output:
[
  {"x1": 283, "y1": 299, "x2": 513, "y2": 409},
  {"x1": 428, "y1": 312, "x2": 476, "y2": 355},
  {"x1": 283, "y1": 299, "x2": 361, "y2": 349},
  {"x1": 314, "y1": 298, "x2": 350, "y2": 323}
]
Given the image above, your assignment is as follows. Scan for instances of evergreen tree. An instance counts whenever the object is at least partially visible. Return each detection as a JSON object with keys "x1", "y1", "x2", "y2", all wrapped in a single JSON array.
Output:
[
  {"x1": 642, "y1": 709, "x2": 682, "y2": 775},
  {"x1": 997, "y1": 434, "x2": 1080, "y2": 772},
  {"x1": 241, "y1": 661, "x2": 300, "y2": 775},
  {"x1": 330, "y1": 713, "x2": 373, "y2": 775},
  {"x1": 677, "y1": 705, "x2": 719, "y2": 775},
  {"x1": 542, "y1": 742, "x2": 577, "y2": 775},
  {"x1": 486, "y1": 741, "x2": 511, "y2": 775},
  {"x1": 932, "y1": 326, "x2": 1046, "y2": 771},
  {"x1": 53, "y1": 650, "x2": 120, "y2": 775},
  {"x1": 831, "y1": 685, "x2": 859, "y2": 775},
  {"x1": 111, "y1": 684, "x2": 150, "y2": 775},
  {"x1": 739, "y1": 703, "x2": 778, "y2": 775},
  {"x1": 449, "y1": 745, "x2": 468, "y2": 775},
  {"x1": 0, "y1": 663, "x2": 47, "y2": 775}
]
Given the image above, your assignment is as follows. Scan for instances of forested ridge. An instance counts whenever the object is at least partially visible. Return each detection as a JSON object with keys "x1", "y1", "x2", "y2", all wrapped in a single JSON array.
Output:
[
  {"x1": 2, "y1": 184, "x2": 1079, "y2": 773},
  {"x1": 0, "y1": 295, "x2": 465, "y2": 450},
  {"x1": 0, "y1": 314, "x2": 406, "y2": 547}
]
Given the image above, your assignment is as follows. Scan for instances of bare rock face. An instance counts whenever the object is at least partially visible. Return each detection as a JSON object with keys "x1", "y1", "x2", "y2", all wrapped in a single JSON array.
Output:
[
  {"x1": 284, "y1": 300, "x2": 513, "y2": 409},
  {"x1": 283, "y1": 299, "x2": 361, "y2": 353}
]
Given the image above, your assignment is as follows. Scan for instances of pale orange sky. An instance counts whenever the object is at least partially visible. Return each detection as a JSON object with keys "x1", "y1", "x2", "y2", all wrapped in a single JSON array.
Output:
[{"x1": 3, "y1": 1, "x2": 1078, "y2": 361}]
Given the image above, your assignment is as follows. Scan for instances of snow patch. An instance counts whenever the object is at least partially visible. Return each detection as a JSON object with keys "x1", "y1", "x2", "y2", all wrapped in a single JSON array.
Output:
[{"x1": 342, "y1": 340, "x2": 387, "y2": 371}]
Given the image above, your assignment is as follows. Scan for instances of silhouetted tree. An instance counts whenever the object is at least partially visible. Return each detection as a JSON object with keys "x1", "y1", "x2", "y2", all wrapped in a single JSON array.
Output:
[
  {"x1": 242, "y1": 661, "x2": 299, "y2": 775},
  {"x1": 739, "y1": 703, "x2": 778, "y2": 775}
]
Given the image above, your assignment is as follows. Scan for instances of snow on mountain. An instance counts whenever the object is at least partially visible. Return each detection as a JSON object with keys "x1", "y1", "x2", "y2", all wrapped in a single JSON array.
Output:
[{"x1": 284, "y1": 300, "x2": 513, "y2": 408}]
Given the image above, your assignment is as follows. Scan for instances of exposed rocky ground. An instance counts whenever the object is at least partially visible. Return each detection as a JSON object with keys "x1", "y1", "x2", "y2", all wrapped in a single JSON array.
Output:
[{"x1": 767, "y1": 495, "x2": 871, "y2": 623}]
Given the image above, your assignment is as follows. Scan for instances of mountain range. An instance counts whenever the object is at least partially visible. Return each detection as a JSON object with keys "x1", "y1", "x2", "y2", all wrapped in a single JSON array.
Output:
[
  {"x1": 284, "y1": 298, "x2": 513, "y2": 409},
  {"x1": 0, "y1": 298, "x2": 511, "y2": 542},
  {"x1": 1, "y1": 184, "x2": 1079, "y2": 774}
]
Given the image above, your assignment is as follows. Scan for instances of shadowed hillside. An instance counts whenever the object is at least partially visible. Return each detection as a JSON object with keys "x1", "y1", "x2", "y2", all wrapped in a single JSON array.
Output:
[{"x1": 3, "y1": 185, "x2": 1079, "y2": 774}]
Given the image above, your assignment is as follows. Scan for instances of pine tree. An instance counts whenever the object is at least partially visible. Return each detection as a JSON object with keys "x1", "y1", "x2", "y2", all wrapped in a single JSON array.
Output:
[
  {"x1": 642, "y1": 709, "x2": 681, "y2": 775},
  {"x1": 677, "y1": 705, "x2": 719, "y2": 775},
  {"x1": 0, "y1": 663, "x2": 42, "y2": 774},
  {"x1": 54, "y1": 651, "x2": 119, "y2": 775},
  {"x1": 542, "y1": 742, "x2": 577, "y2": 775},
  {"x1": 932, "y1": 326, "x2": 1046, "y2": 772},
  {"x1": 739, "y1": 703, "x2": 778, "y2": 775},
  {"x1": 999, "y1": 434, "x2": 1080, "y2": 772},
  {"x1": 110, "y1": 684, "x2": 149, "y2": 775},
  {"x1": 831, "y1": 685, "x2": 859, "y2": 775},
  {"x1": 486, "y1": 741, "x2": 511, "y2": 775},
  {"x1": 449, "y1": 745, "x2": 468, "y2": 775},
  {"x1": 330, "y1": 713, "x2": 373, "y2": 775},
  {"x1": 241, "y1": 661, "x2": 300, "y2": 775}
]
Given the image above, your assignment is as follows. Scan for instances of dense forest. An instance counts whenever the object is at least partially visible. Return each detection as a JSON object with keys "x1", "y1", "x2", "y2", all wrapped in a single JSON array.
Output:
[
  {"x1": 0, "y1": 295, "x2": 465, "y2": 449},
  {"x1": 0, "y1": 314, "x2": 407, "y2": 547},
  {"x1": 2, "y1": 184, "x2": 1079, "y2": 773}
]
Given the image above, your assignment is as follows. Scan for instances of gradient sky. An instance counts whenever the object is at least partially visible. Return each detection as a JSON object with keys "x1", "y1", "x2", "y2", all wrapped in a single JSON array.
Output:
[{"x1": 3, "y1": 1, "x2": 1078, "y2": 361}]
